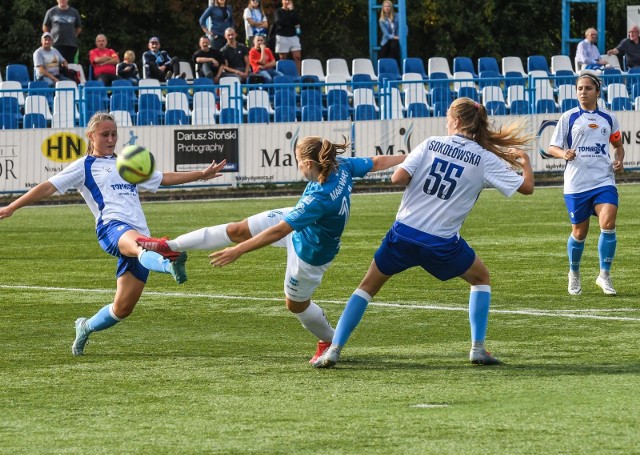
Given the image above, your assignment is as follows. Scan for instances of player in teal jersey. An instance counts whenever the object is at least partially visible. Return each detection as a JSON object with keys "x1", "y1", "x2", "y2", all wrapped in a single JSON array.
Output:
[{"x1": 137, "y1": 136, "x2": 406, "y2": 363}]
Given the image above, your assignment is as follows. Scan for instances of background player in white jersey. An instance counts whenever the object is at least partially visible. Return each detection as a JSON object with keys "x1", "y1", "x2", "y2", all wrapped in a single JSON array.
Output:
[
  {"x1": 313, "y1": 98, "x2": 534, "y2": 368},
  {"x1": 547, "y1": 73, "x2": 625, "y2": 296},
  {"x1": 137, "y1": 136, "x2": 406, "y2": 364},
  {"x1": 0, "y1": 113, "x2": 226, "y2": 356}
]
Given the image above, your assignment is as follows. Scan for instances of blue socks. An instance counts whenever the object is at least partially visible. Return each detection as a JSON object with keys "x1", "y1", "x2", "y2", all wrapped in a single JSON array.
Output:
[
  {"x1": 138, "y1": 250, "x2": 172, "y2": 274},
  {"x1": 333, "y1": 289, "x2": 372, "y2": 347},
  {"x1": 567, "y1": 234, "x2": 585, "y2": 272},
  {"x1": 86, "y1": 303, "x2": 121, "y2": 332},
  {"x1": 469, "y1": 285, "x2": 491, "y2": 343},
  {"x1": 598, "y1": 229, "x2": 616, "y2": 273}
]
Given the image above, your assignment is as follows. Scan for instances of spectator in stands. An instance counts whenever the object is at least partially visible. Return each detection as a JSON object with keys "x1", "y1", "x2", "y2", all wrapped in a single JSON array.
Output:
[
  {"x1": 33, "y1": 32, "x2": 72, "y2": 87},
  {"x1": 576, "y1": 28, "x2": 608, "y2": 70},
  {"x1": 607, "y1": 25, "x2": 640, "y2": 69},
  {"x1": 274, "y1": 0, "x2": 302, "y2": 75},
  {"x1": 117, "y1": 50, "x2": 140, "y2": 85},
  {"x1": 220, "y1": 27, "x2": 251, "y2": 82},
  {"x1": 42, "y1": 0, "x2": 82, "y2": 64},
  {"x1": 378, "y1": 0, "x2": 400, "y2": 67},
  {"x1": 547, "y1": 74, "x2": 625, "y2": 297},
  {"x1": 143, "y1": 36, "x2": 183, "y2": 82},
  {"x1": 192, "y1": 36, "x2": 225, "y2": 83},
  {"x1": 243, "y1": 0, "x2": 269, "y2": 46},
  {"x1": 88, "y1": 34, "x2": 120, "y2": 86},
  {"x1": 248, "y1": 35, "x2": 283, "y2": 83},
  {"x1": 200, "y1": 0, "x2": 234, "y2": 51}
]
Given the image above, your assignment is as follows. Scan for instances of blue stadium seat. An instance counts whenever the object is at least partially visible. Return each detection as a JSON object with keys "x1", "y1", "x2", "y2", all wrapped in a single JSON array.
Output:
[
  {"x1": 527, "y1": 55, "x2": 550, "y2": 74},
  {"x1": 191, "y1": 77, "x2": 217, "y2": 97},
  {"x1": 458, "y1": 86, "x2": 480, "y2": 102},
  {"x1": 406, "y1": 102, "x2": 430, "y2": 118},
  {"x1": 0, "y1": 97, "x2": 22, "y2": 124},
  {"x1": 478, "y1": 70, "x2": 504, "y2": 89},
  {"x1": 6, "y1": 64, "x2": 31, "y2": 88},
  {"x1": 351, "y1": 73, "x2": 373, "y2": 90},
  {"x1": 402, "y1": 58, "x2": 427, "y2": 78},
  {"x1": 274, "y1": 105, "x2": 297, "y2": 122},
  {"x1": 23, "y1": 112, "x2": 47, "y2": 129},
  {"x1": 301, "y1": 105, "x2": 323, "y2": 122},
  {"x1": 166, "y1": 77, "x2": 192, "y2": 102},
  {"x1": 300, "y1": 88, "x2": 322, "y2": 108},
  {"x1": 219, "y1": 107, "x2": 242, "y2": 124},
  {"x1": 138, "y1": 93, "x2": 163, "y2": 116},
  {"x1": 136, "y1": 109, "x2": 162, "y2": 125},
  {"x1": 110, "y1": 92, "x2": 135, "y2": 117},
  {"x1": 328, "y1": 104, "x2": 349, "y2": 121},
  {"x1": 485, "y1": 100, "x2": 507, "y2": 115},
  {"x1": 432, "y1": 101, "x2": 448, "y2": 117},
  {"x1": 504, "y1": 71, "x2": 526, "y2": 88},
  {"x1": 535, "y1": 99, "x2": 557, "y2": 113},
  {"x1": 554, "y1": 70, "x2": 577, "y2": 87},
  {"x1": 247, "y1": 106, "x2": 270, "y2": 123},
  {"x1": 509, "y1": 100, "x2": 529, "y2": 115},
  {"x1": 478, "y1": 57, "x2": 500, "y2": 74},
  {"x1": 453, "y1": 57, "x2": 477, "y2": 77},
  {"x1": 378, "y1": 58, "x2": 401, "y2": 79},
  {"x1": 611, "y1": 97, "x2": 633, "y2": 111},
  {"x1": 427, "y1": 72, "x2": 450, "y2": 91},
  {"x1": 165, "y1": 109, "x2": 190, "y2": 125},
  {"x1": 28, "y1": 80, "x2": 54, "y2": 109},
  {"x1": 354, "y1": 104, "x2": 377, "y2": 121},
  {"x1": 274, "y1": 89, "x2": 296, "y2": 109},
  {"x1": 430, "y1": 86, "x2": 453, "y2": 106},
  {"x1": 326, "y1": 89, "x2": 349, "y2": 108},
  {"x1": 0, "y1": 113, "x2": 19, "y2": 129},
  {"x1": 276, "y1": 60, "x2": 300, "y2": 82},
  {"x1": 560, "y1": 98, "x2": 579, "y2": 111}
]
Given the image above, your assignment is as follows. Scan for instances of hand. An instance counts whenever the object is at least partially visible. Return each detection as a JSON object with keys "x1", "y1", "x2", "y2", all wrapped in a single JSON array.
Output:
[
  {"x1": 509, "y1": 148, "x2": 530, "y2": 162},
  {"x1": 0, "y1": 206, "x2": 15, "y2": 220},
  {"x1": 209, "y1": 246, "x2": 242, "y2": 267},
  {"x1": 563, "y1": 148, "x2": 577, "y2": 161},
  {"x1": 612, "y1": 160, "x2": 624, "y2": 174},
  {"x1": 201, "y1": 159, "x2": 227, "y2": 180}
]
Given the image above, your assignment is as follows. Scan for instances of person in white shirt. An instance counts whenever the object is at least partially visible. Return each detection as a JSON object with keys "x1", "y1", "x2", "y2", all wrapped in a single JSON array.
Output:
[
  {"x1": 547, "y1": 73, "x2": 625, "y2": 296},
  {"x1": 576, "y1": 27, "x2": 608, "y2": 70},
  {"x1": 313, "y1": 97, "x2": 534, "y2": 368},
  {"x1": 0, "y1": 112, "x2": 226, "y2": 356}
]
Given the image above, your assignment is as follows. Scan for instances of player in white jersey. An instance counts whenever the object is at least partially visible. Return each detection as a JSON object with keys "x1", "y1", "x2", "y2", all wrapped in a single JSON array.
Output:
[
  {"x1": 313, "y1": 97, "x2": 535, "y2": 368},
  {"x1": 548, "y1": 73, "x2": 625, "y2": 296},
  {"x1": 137, "y1": 136, "x2": 406, "y2": 364},
  {"x1": 0, "y1": 113, "x2": 226, "y2": 356}
]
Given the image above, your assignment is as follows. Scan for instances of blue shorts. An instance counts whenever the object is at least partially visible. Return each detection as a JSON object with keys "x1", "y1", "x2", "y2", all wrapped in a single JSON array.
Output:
[
  {"x1": 373, "y1": 222, "x2": 476, "y2": 281},
  {"x1": 96, "y1": 220, "x2": 149, "y2": 283},
  {"x1": 564, "y1": 186, "x2": 618, "y2": 225}
]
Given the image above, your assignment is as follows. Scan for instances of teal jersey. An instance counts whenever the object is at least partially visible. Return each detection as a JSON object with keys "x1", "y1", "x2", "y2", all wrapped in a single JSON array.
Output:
[{"x1": 285, "y1": 156, "x2": 374, "y2": 266}]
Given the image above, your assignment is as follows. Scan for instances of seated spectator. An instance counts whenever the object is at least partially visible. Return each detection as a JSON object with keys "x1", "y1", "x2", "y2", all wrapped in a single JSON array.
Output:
[
  {"x1": 88, "y1": 34, "x2": 120, "y2": 86},
  {"x1": 243, "y1": 0, "x2": 268, "y2": 46},
  {"x1": 192, "y1": 36, "x2": 224, "y2": 83},
  {"x1": 220, "y1": 27, "x2": 251, "y2": 82},
  {"x1": 117, "y1": 50, "x2": 140, "y2": 85},
  {"x1": 33, "y1": 32, "x2": 72, "y2": 87},
  {"x1": 248, "y1": 35, "x2": 283, "y2": 83},
  {"x1": 607, "y1": 25, "x2": 640, "y2": 69},
  {"x1": 142, "y1": 36, "x2": 183, "y2": 82},
  {"x1": 576, "y1": 28, "x2": 608, "y2": 70},
  {"x1": 200, "y1": 0, "x2": 234, "y2": 51}
]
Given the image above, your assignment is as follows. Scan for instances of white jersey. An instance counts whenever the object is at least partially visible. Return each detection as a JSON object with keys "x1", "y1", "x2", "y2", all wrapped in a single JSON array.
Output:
[
  {"x1": 396, "y1": 135, "x2": 524, "y2": 238},
  {"x1": 549, "y1": 106, "x2": 619, "y2": 194},
  {"x1": 48, "y1": 154, "x2": 163, "y2": 235}
]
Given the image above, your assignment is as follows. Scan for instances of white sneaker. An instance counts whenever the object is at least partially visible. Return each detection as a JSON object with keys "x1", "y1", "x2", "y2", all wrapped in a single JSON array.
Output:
[
  {"x1": 470, "y1": 348, "x2": 502, "y2": 365},
  {"x1": 568, "y1": 272, "x2": 582, "y2": 295},
  {"x1": 312, "y1": 345, "x2": 342, "y2": 368},
  {"x1": 596, "y1": 275, "x2": 616, "y2": 296}
]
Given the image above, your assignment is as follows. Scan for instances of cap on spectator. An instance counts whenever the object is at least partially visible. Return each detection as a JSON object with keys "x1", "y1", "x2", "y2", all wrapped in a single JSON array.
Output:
[
  {"x1": 149, "y1": 36, "x2": 160, "y2": 43},
  {"x1": 42, "y1": 32, "x2": 53, "y2": 39}
]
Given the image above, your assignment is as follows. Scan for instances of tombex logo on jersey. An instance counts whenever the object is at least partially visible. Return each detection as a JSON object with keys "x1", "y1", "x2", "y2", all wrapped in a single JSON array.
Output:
[
  {"x1": 42, "y1": 132, "x2": 86, "y2": 163},
  {"x1": 578, "y1": 143, "x2": 607, "y2": 154}
]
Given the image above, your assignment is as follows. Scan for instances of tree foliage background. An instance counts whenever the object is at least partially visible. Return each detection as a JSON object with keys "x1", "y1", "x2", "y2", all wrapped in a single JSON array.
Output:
[{"x1": 0, "y1": 0, "x2": 633, "y2": 74}]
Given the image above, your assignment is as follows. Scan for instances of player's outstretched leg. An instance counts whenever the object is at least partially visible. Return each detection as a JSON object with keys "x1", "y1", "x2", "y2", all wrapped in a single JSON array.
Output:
[
  {"x1": 138, "y1": 249, "x2": 188, "y2": 284},
  {"x1": 136, "y1": 236, "x2": 181, "y2": 260}
]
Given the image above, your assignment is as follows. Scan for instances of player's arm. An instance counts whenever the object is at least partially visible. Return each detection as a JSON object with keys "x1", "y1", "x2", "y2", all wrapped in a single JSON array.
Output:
[
  {"x1": 160, "y1": 159, "x2": 226, "y2": 186},
  {"x1": 512, "y1": 149, "x2": 534, "y2": 195},
  {"x1": 610, "y1": 132, "x2": 625, "y2": 174},
  {"x1": 370, "y1": 154, "x2": 407, "y2": 172},
  {"x1": 391, "y1": 167, "x2": 411, "y2": 186},
  {"x1": 547, "y1": 145, "x2": 576, "y2": 161},
  {"x1": 209, "y1": 220, "x2": 293, "y2": 267},
  {"x1": 0, "y1": 181, "x2": 58, "y2": 220}
]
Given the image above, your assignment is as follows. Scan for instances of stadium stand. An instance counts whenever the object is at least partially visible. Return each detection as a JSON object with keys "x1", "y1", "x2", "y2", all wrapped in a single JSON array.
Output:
[
  {"x1": 326, "y1": 58, "x2": 352, "y2": 81},
  {"x1": 453, "y1": 56, "x2": 477, "y2": 78},
  {"x1": 23, "y1": 112, "x2": 47, "y2": 129},
  {"x1": 6, "y1": 64, "x2": 30, "y2": 89},
  {"x1": 402, "y1": 57, "x2": 427, "y2": 79}
]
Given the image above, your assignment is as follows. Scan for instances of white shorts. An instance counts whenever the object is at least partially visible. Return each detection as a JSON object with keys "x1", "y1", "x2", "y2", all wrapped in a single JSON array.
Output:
[
  {"x1": 248, "y1": 208, "x2": 331, "y2": 302},
  {"x1": 275, "y1": 35, "x2": 301, "y2": 54}
]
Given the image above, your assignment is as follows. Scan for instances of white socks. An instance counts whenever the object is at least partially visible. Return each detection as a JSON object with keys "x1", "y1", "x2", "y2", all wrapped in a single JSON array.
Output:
[
  {"x1": 168, "y1": 224, "x2": 231, "y2": 251},
  {"x1": 295, "y1": 301, "x2": 335, "y2": 342}
]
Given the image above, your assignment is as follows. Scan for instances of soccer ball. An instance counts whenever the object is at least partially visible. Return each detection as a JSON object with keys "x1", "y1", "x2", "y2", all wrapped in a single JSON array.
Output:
[{"x1": 116, "y1": 145, "x2": 155, "y2": 184}]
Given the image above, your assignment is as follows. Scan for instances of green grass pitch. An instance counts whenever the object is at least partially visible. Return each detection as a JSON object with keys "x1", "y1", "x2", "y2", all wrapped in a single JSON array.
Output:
[{"x1": 1, "y1": 185, "x2": 639, "y2": 454}]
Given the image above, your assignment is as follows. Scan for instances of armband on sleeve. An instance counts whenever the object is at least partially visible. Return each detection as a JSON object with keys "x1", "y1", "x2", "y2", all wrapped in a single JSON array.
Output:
[{"x1": 610, "y1": 131, "x2": 621, "y2": 143}]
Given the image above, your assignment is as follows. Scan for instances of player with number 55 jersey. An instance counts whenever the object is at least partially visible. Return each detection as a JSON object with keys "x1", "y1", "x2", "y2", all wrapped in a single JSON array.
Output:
[{"x1": 313, "y1": 97, "x2": 535, "y2": 369}]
